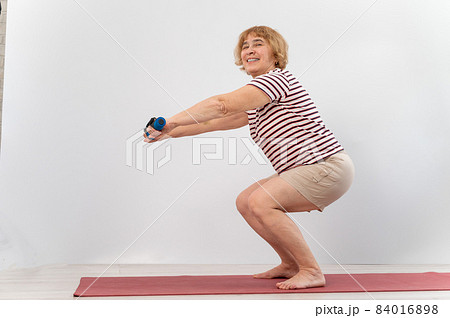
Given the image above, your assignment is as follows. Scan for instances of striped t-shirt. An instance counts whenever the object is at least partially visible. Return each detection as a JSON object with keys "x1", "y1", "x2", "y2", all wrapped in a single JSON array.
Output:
[{"x1": 246, "y1": 68, "x2": 344, "y2": 174}]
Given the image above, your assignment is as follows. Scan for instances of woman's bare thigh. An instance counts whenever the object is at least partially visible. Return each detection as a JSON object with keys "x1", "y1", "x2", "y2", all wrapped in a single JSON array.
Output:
[{"x1": 249, "y1": 176, "x2": 320, "y2": 213}]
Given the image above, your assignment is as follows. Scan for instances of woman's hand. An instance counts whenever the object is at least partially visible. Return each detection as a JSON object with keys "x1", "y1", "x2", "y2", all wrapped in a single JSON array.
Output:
[{"x1": 143, "y1": 121, "x2": 177, "y2": 143}]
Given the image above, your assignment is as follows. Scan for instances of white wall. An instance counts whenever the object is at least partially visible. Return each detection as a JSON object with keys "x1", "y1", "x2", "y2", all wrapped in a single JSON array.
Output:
[{"x1": 1, "y1": 0, "x2": 449, "y2": 270}]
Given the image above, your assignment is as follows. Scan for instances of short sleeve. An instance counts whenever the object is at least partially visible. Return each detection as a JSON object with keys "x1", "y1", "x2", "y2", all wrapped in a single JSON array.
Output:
[{"x1": 247, "y1": 72, "x2": 290, "y2": 102}]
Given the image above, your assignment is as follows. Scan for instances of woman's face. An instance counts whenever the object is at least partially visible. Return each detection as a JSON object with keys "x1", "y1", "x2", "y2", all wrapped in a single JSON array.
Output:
[{"x1": 241, "y1": 33, "x2": 277, "y2": 78}]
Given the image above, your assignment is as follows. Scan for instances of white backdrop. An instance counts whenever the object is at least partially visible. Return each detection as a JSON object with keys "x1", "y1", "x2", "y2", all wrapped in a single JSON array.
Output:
[{"x1": 1, "y1": 0, "x2": 449, "y2": 270}]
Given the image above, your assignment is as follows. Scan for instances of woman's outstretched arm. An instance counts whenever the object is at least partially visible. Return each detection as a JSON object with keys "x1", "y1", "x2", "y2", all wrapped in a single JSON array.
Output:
[
  {"x1": 144, "y1": 84, "x2": 269, "y2": 142},
  {"x1": 168, "y1": 112, "x2": 248, "y2": 138}
]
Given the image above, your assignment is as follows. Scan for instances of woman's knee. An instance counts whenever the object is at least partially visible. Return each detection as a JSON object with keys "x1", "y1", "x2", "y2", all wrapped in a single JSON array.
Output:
[
  {"x1": 237, "y1": 193, "x2": 266, "y2": 222},
  {"x1": 247, "y1": 191, "x2": 268, "y2": 220},
  {"x1": 236, "y1": 191, "x2": 264, "y2": 216},
  {"x1": 236, "y1": 177, "x2": 274, "y2": 215},
  {"x1": 235, "y1": 192, "x2": 250, "y2": 214}
]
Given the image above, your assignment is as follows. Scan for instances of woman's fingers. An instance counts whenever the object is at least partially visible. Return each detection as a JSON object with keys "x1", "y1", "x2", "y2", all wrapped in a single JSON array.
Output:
[
  {"x1": 143, "y1": 132, "x2": 168, "y2": 143},
  {"x1": 142, "y1": 122, "x2": 173, "y2": 143},
  {"x1": 143, "y1": 126, "x2": 158, "y2": 141}
]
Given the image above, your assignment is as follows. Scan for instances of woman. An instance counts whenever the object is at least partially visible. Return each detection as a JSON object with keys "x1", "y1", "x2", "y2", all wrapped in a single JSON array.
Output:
[{"x1": 144, "y1": 26, "x2": 355, "y2": 290}]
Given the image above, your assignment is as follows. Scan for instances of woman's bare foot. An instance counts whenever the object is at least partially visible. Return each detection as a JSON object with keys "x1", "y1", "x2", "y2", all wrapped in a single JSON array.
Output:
[
  {"x1": 276, "y1": 268, "x2": 326, "y2": 289},
  {"x1": 253, "y1": 263, "x2": 299, "y2": 279}
]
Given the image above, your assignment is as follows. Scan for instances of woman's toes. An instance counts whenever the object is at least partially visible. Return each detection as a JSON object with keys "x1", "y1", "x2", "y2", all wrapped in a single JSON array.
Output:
[{"x1": 276, "y1": 282, "x2": 287, "y2": 289}]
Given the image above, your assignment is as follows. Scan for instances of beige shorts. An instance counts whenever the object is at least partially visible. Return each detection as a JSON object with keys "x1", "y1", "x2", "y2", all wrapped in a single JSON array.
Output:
[{"x1": 270, "y1": 151, "x2": 355, "y2": 212}]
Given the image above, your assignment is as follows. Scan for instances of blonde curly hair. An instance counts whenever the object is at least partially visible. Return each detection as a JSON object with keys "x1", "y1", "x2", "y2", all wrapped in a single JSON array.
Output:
[{"x1": 234, "y1": 26, "x2": 289, "y2": 72}]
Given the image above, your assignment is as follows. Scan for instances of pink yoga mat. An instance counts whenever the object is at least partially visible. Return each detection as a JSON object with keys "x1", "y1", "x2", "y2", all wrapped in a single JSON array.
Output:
[{"x1": 74, "y1": 272, "x2": 450, "y2": 297}]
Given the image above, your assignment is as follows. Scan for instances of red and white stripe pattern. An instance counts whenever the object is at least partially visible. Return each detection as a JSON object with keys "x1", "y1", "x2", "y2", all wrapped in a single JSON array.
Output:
[{"x1": 246, "y1": 68, "x2": 344, "y2": 174}]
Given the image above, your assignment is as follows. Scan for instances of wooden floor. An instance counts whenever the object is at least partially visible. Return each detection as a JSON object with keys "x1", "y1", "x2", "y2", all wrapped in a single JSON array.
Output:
[{"x1": 1, "y1": 264, "x2": 450, "y2": 300}]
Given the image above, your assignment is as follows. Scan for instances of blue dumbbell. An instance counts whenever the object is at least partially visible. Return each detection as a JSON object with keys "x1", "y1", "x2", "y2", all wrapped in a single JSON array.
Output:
[{"x1": 144, "y1": 117, "x2": 166, "y2": 140}]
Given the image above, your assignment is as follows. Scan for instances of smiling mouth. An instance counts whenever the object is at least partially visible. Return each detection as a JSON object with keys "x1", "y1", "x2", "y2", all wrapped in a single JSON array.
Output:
[{"x1": 247, "y1": 58, "x2": 259, "y2": 63}]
